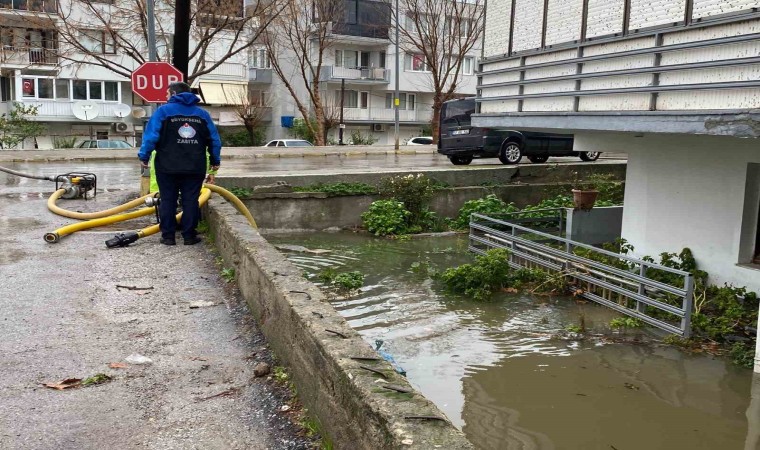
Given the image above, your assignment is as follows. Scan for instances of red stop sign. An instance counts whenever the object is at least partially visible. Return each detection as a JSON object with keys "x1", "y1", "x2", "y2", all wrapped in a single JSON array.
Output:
[{"x1": 131, "y1": 62, "x2": 183, "y2": 103}]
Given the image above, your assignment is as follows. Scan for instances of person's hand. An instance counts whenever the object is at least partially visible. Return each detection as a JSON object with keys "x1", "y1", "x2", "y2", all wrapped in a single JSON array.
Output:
[
  {"x1": 205, "y1": 173, "x2": 215, "y2": 185},
  {"x1": 140, "y1": 161, "x2": 149, "y2": 169}
]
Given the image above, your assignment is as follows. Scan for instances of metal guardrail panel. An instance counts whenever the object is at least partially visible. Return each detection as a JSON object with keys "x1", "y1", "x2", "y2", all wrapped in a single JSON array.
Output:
[{"x1": 469, "y1": 211, "x2": 694, "y2": 337}]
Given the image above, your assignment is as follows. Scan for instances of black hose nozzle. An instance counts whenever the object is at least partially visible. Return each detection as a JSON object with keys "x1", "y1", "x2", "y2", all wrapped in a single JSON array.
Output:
[{"x1": 105, "y1": 232, "x2": 139, "y2": 248}]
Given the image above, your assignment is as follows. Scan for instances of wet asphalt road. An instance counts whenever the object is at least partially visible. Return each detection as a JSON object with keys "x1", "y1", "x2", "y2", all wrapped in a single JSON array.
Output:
[{"x1": 0, "y1": 163, "x2": 318, "y2": 448}]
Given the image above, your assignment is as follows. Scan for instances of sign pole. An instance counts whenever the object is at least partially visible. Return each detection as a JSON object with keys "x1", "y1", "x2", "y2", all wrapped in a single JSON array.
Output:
[{"x1": 146, "y1": 0, "x2": 157, "y2": 62}]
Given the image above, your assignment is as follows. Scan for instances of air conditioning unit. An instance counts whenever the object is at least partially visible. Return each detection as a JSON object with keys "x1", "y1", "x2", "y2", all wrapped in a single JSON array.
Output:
[
  {"x1": 112, "y1": 122, "x2": 130, "y2": 132},
  {"x1": 372, "y1": 123, "x2": 386, "y2": 132}
]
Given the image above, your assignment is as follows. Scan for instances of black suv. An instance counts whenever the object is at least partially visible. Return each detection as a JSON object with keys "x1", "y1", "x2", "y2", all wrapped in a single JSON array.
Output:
[{"x1": 437, "y1": 98, "x2": 600, "y2": 165}]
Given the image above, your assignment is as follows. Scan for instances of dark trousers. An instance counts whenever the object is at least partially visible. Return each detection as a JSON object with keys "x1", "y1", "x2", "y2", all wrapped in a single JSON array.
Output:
[{"x1": 155, "y1": 171, "x2": 205, "y2": 240}]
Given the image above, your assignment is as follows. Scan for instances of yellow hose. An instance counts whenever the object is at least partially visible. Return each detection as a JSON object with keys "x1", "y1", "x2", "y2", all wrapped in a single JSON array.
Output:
[
  {"x1": 135, "y1": 188, "x2": 213, "y2": 238},
  {"x1": 48, "y1": 189, "x2": 155, "y2": 220},
  {"x1": 45, "y1": 188, "x2": 212, "y2": 243},
  {"x1": 204, "y1": 183, "x2": 258, "y2": 228}
]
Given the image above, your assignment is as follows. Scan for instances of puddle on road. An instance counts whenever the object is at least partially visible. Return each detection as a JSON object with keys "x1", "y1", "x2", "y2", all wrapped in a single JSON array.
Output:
[
  {"x1": 0, "y1": 216, "x2": 43, "y2": 229},
  {"x1": 266, "y1": 232, "x2": 756, "y2": 450}
]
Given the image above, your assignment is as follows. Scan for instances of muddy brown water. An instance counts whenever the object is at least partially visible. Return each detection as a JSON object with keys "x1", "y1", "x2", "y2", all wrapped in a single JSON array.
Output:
[{"x1": 266, "y1": 232, "x2": 758, "y2": 450}]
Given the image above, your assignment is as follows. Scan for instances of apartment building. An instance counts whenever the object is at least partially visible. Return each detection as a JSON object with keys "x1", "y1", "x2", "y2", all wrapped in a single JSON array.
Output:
[
  {"x1": 1, "y1": 0, "x2": 251, "y2": 148},
  {"x1": 264, "y1": 0, "x2": 480, "y2": 144},
  {"x1": 478, "y1": 0, "x2": 760, "y2": 369}
]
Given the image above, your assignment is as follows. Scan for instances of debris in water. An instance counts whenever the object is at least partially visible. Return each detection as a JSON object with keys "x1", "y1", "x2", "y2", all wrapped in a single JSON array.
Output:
[
  {"x1": 189, "y1": 301, "x2": 215, "y2": 309},
  {"x1": 624, "y1": 383, "x2": 639, "y2": 390},
  {"x1": 81, "y1": 373, "x2": 112, "y2": 386},
  {"x1": 109, "y1": 362, "x2": 128, "y2": 369}
]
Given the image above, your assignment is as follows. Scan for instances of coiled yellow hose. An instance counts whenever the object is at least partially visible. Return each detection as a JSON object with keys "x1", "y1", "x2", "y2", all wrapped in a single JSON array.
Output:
[{"x1": 47, "y1": 189, "x2": 155, "y2": 220}]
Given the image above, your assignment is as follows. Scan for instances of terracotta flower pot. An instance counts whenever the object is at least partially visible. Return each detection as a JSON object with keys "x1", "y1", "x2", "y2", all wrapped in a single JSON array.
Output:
[{"x1": 572, "y1": 189, "x2": 599, "y2": 211}]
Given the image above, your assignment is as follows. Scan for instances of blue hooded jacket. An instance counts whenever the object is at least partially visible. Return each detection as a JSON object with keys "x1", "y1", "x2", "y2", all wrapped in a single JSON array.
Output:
[{"x1": 138, "y1": 92, "x2": 222, "y2": 174}]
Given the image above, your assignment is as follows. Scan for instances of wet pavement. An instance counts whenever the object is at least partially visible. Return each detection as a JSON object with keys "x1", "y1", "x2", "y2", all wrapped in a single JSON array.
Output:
[{"x1": 0, "y1": 190, "x2": 317, "y2": 448}]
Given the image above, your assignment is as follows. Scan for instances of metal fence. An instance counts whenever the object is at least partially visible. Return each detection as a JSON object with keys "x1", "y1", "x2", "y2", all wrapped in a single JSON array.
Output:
[{"x1": 469, "y1": 211, "x2": 694, "y2": 337}]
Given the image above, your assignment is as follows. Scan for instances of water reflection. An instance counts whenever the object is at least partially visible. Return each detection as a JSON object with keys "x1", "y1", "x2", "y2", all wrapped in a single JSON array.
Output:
[{"x1": 267, "y1": 232, "x2": 756, "y2": 449}]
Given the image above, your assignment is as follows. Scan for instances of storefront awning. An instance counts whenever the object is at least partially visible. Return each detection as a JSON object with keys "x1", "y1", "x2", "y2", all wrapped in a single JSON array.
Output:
[{"x1": 198, "y1": 81, "x2": 246, "y2": 106}]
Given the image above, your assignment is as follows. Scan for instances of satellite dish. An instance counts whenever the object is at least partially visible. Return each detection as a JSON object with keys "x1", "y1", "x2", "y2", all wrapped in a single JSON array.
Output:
[
  {"x1": 72, "y1": 101, "x2": 99, "y2": 121},
  {"x1": 113, "y1": 103, "x2": 132, "y2": 118},
  {"x1": 131, "y1": 107, "x2": 147, "y2": 119}
]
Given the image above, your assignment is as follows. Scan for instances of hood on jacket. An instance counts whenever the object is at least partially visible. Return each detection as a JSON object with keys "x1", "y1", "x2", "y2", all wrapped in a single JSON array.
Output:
[{"x1": 168, "y1": 91, "x2": 201, "y2": 106}]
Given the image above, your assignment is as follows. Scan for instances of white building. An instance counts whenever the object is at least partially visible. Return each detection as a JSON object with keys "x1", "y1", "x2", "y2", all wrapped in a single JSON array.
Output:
[
  {"x1": 263, "y1": 0, "x2": 480, "y2": 145},
  {"x1": 1, "y1": 0, "x2": 251, "y2": 148},
  {"x1": 478, "y1": 0, "x2": 760, "y2": 369}
]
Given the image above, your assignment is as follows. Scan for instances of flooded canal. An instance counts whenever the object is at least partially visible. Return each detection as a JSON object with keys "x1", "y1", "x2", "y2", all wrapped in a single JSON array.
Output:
[{"x1": 266, "y1": 232, "x2": 758, "y2": 450}]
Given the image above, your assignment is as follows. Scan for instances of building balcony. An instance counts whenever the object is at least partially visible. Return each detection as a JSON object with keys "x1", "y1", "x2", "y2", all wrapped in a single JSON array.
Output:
[
  {"x1": 12, "y1": 100, "x2": 125, "y2": 122},
  {"x1": 341, "y1": 107, "x2": 432, "y2": 124},
  {"x1": 320, "y1": 66, "x2": 390, "y2": 84},
  {"x1": 0, "y1": 46, "x2": 56, "y2": 67},
  {"x1": 203, "y1": 62, "x2": 247, "y2": 81},
  {"x1": 0, "y1": 0, "x2": 57, "y2": 13},
  {"x1": 248, "y1": 67, "x2": 272, "y2": 83}
]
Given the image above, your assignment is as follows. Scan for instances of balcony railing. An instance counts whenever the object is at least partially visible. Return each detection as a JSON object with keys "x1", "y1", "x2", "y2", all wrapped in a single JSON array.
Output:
[
  {"x1": 15, "y1": 100, "x2": 124, "y2": 119},
  {"x1": 0, "y1": 0, "x2": 57, "y2": 12},
  {"x1": 205, "y1": 62, "x2": 246, "y2": 80},
  {"x1": 248, "y1": 67, "x2": 272, "y2": 83},
  {"x1": 320, "y1": 66, "x2": 390, "y2": 83},
  {"x1": 341, "y1": 107, "x2": 431, "y2": 123},
  {"x1": 1, "y1": 46, "x2": 57, "y2": 65}
]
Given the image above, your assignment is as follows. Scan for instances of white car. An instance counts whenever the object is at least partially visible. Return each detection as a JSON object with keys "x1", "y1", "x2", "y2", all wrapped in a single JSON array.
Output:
[
  {"x1": 406, "y1": 136, "x2": 434, "y2": 145},
  {"x1": 264, "y1": 139, "x2": 313, "y2": 148}
]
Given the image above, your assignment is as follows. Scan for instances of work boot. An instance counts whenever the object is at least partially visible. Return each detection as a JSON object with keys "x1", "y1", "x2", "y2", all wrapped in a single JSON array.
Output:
[
  {"x1": 183, "y1": 236, "x2": 202, "y2": 246},
  {"x1": 160, "y1": 238, "x2": 176, "y2": 246}
]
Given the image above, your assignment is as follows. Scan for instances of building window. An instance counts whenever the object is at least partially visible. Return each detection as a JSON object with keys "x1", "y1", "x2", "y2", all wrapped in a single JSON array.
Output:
[
  {"x1": 251, "y1": 48, "x2": 270, "y2": 69},
  {"x1": 335, "y1": 49, "x2": 359, "y2": 68},
  {"x1": 79, "y1": 29, "x2": 116, "y2": 54},
  {"x1": 21, "y1": 78, "x2": 35, "y2": 97},
  {"x1": 0, "y1": 77, "x2": 10, "y2": 102},
  {"x1": 343, "y1": 0, "x2": 357, "y2": 24},
  {"x1": 104, "y1": 81, "x2": 118, "y2": 101},
  {"x1": 38, "y1": 78, "x2": 53, "y2": 98},
  {"x1": 463, "y1": 56, "x2": 475, "y2": 75},
  {"x1": 385, "y1": 92, "x2": 415, "y2": 110},
  {"x1": 55, "y1": 79, "x2": 68, "y2": 99},
  {"x1": 21, "y1": 77, "x2": 54, "y2": 99},
  {"x1": 89, "y1": 80, "x2": 102, "y2": 100},
  {"x1": 404, "y1": 53, "x2": 430, "y2": 72},
  {"x1": 72, "y1": 80, "x2": 87, "y2": 100}
]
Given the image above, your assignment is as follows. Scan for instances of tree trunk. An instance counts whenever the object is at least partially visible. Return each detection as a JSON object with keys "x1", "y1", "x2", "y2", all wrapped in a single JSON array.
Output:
[
  {"x1": 313, "y1": 104, "x2": 326, "y2": 146},
  {"x1": 431, "y1": 96, "x2": 443, "y2": 145},
  {"x1": 244, "y1": 118, "x2": 255, "y2": 145}
]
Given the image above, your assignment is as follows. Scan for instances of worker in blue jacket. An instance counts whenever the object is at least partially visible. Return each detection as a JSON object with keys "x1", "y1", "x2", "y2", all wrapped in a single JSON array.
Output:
[{"x1": 138, "y1": 82, "x2": 221, "y2": 246}]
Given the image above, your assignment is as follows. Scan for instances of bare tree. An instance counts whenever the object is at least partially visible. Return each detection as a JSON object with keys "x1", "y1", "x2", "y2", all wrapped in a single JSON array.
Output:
[
  {"x1": 232, "y1": 87, "x2": 271, "y2": 145},
  {"x1": 262, "y1": 0, "x2": 343, "y2": 146},
  {"x1": 396, "y1": 0, "x2": 484, "y2": 143},
  {"x1": 34, "y1": 0, "x2": 286, "y2": 83}
]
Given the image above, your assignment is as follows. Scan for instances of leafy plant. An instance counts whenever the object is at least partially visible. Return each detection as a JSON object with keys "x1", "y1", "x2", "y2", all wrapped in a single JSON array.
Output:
[
  {"x1": 333, "y1": 271, "x2": 364, "y2": 291},
  {"x1": 290, "y1": 118, "x2": 318, "y2": 143},
  {"x1": 317, "y1": 267, "x2": 338, "y2": 284},
  {"x1": 221, "y1": 267, "x2": 235, "y2": 282},
  {"x1": 54, "y1": 136, "x2": 79, "y2": 148},
  {"x1": 293, "y1": 182, "x2": 377, "y2": 196},
  {"x1": 349, "y1": 129, "x2": 378, "y2": 145},
  {"x1": 610, "y1": 317, "x2": 644, "y2": 330},
  {"x1": 229, "y1": 187, "x2": 255, "y2": 198},
  {"x1": 453, "y1": 194, "x2": 518, "y2": 230},
  {"x1": 565, "y1": 324, "x2": 584, "y2": 333},
  {"x1": 220, "y1": 127, "x2": 266, "y2": 146},
  {"x1": 378, "y1": 174, "x2": 437, "y2": 229},
  {"x1": 81, "y1": 373, "x2": 112, "y2": 386},
  {"x1": 729, "y1": 342, "x2": 755, "y2": 369},
  {"x1": 439, "y1": 248, "x2": 511, "y2": 301},
  {"x1": 0, "y1": 103, "x2": 44, "y2": 149},
  {"x1": 273, "y1": 366, "x2": 289, "y2": 383},
  {"x1": 361, "y1": 200, "x2": 411, "y2": 236}
]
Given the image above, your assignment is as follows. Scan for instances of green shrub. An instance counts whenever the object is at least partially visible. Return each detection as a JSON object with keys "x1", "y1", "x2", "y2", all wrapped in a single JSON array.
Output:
[
  {"x1": 439, "y1": 248, "x2": 511, "y2": 301},
  {"x1": 610, "y1": 317, "x2": 644, "y2": 329},
  {"x1": 378, "y1": 174, "x2": 437, "y2": 229},
  {"x1": 229, "y1": 187, "x2": 254, "y2": 198},
  {"x1": 54, "y1": 136, "x2": 79, "y2": 148},
  {"x1": 729, "y1": 342, "x2": 755, "y2": 369},
  {"x1": 290, "y1": 118, "x2": 317, "y2": 143},
  {"x1": 220, "y1": 127, "x2": 266, "y2": 146},
  {"x1": 349, "y1": 130, "x2": 378, "y2": 145},
  {"x1": 333, "y1": 271, "x2": 364, "y2": 291},
  {"x1": 361, "y1": 200, "x2": 411, "y2": 236},
  {"x1": 293, "y1": 182, "x2": 377, "y2": 196},
  {"x1": 453, "y1": 194, "x2": 518, "y2": 230}
]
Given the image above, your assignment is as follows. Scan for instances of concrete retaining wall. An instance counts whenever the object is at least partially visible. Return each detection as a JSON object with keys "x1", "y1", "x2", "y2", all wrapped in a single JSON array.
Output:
[
  {"x1": 205, "y1": 201, "x2": 473, "y2": 450},
  {"x1": 244, "y1": 183, "x2": 579, "y2": 231},
  {"x1": 221, "y1": 163, "x2": 626, "y2": 189}
]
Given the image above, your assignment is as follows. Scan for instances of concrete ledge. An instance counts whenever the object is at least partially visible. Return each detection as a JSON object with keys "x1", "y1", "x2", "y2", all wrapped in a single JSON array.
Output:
[{"x1": 205, "y1": 200, "x2": 473, "y2": 450}]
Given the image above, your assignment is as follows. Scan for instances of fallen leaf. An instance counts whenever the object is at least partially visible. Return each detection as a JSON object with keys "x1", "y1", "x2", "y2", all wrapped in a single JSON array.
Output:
[
  {"x1": 44, "y1": 378, "x2": 82, "y2": 390},
  {"x1": 502, "y1": 287, "x2": 519, "y2": 293},
  {"x1": 109, "y1": 362, "x2": 128, "y2": 369}
]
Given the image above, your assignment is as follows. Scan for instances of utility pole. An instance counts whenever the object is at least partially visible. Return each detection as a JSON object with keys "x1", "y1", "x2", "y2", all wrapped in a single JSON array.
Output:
[
  {"x1": 173, "y1": 0, "x2": 191, "y2": 81},
  {"x1": 394, "y1": 0, "x2": 400, "y2": 150},
  {"x1": 339, "y1": 78, "x2": 345, "y2": 145},
  {"x1": 146, "y1": 0, "x2": 157, "y2": 62}
]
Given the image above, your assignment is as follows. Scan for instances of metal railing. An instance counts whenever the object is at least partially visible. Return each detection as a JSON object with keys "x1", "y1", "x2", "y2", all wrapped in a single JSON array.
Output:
[
  {"x1": 469, "y1": 211, "x2": 694, "y2": 337},
  {"x1": 320, "y1": 66, "x2": 390, "y2": 83}
]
